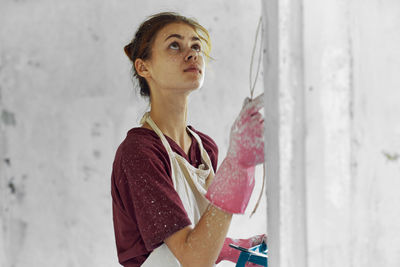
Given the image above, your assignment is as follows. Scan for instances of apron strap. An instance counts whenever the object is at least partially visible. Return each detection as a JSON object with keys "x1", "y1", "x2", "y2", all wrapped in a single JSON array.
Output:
[
  {"x1": 140, "y1": 111, "x2": 215, "y2": 179},
  {"x1": 140, "y1": 112, "x2": 175, "y2": 157},
  {"x1": 186, "y1": 127, "x2": 214, "y2": 174}
]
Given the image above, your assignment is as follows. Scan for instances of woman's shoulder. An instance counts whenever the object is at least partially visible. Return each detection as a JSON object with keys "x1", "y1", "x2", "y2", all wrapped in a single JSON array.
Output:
[{"x1": 116, "y1": 127, "x2": 170, "y2": 164}]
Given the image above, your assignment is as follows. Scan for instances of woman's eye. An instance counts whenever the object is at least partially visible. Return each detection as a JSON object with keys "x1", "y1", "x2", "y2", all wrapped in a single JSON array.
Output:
[
  {"x1": 192, "y1": 44, "x2": 202, "y2": 52},
  {"x1": 169, "y1": 42, "x2": 202, "y2": 52},
  {"x1": 169, "y1": 42, "x2": 180, "y2": 50}
]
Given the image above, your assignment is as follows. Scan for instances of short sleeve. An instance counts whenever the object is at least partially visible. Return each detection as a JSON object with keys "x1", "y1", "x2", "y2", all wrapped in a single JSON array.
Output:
[{"x1": 120, "y1": 149, "x2": 192, "y2": 252}]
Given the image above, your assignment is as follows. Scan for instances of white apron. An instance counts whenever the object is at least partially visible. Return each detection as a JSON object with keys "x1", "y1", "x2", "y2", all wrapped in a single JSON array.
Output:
[{"x1": 140, "y1": 112, "x2": 215, "y2": 267}]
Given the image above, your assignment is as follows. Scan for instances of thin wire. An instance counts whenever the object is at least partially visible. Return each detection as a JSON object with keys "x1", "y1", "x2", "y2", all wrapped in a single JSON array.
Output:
[
  {"x1": 249, "y1": 16, "x2": 264, "y2": 100},
  {"x1": 250, "y1": 164, "x2": 266, "y2": 218},
  {"x1": 249, "y1": 15, "x2": 266, "y2": 218}
]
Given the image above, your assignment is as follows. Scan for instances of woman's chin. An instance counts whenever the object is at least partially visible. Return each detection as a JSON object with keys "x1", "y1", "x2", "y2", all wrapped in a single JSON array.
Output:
[
  {"x1": 182, "y1": 80, "x2": 203, "y2": 91},
  {"x1": 190, "y1": 77, "x2": 205, "y2": 90}
]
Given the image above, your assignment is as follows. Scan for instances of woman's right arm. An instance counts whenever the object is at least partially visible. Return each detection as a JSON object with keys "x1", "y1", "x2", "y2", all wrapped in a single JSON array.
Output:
[
  {"x1": 165, "y1": 94, "x2": 265, "y2": 267},
  {"x1": 165, "y1": 204, "x2": 232, "y2": 267}
]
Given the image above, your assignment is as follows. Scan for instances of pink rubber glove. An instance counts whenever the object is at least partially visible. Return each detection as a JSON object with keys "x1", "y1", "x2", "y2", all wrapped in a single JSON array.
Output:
[
  {"x1": 205, "y1": 93, "x2": 264, "y2": 214},
  {"x1": 216, "y1": 234, "x2": 267, "y2": 265}
]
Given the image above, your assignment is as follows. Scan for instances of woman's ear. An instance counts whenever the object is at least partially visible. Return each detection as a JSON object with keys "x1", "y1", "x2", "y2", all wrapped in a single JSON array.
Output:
[{"x1": 135, "y1": 58, "x2": 150, "y2": 78}]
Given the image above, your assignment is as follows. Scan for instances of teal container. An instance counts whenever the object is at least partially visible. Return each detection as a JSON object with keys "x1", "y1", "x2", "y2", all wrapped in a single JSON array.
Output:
[{"x1": 229, "y1": 241, "x2": 268, "y2": 267}]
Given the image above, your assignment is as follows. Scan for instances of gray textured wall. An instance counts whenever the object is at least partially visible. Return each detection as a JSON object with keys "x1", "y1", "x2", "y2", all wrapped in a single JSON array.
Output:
[
  {"x1": 0, "y1": 1, "x2": 265, "y2": 266},
  {"x1": 305, "y1": 1, "x2": 400, "y2": 266},
  {"x1": 263, "y1": 0, "x2": 400, "y2": 266},
  {"x1": 6, "y1": 0, "x2": 398, "y2": 266}
]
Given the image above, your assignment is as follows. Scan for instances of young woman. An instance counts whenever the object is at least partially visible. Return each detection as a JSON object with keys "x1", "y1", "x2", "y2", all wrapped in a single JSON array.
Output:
[{"x1": 111, "y1": 12, "x2": 266, "y2": 267}]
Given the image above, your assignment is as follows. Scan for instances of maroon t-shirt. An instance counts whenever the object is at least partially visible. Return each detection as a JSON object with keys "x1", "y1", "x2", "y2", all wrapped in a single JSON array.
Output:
[{"x1": 111, "y1": 125, "x2": 218, "y2": 267}]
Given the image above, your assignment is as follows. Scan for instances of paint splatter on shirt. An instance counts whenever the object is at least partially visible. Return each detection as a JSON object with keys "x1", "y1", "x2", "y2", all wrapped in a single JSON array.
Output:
[{"x1": 111, "y1": 125, "x2": 218, "y2": 266}]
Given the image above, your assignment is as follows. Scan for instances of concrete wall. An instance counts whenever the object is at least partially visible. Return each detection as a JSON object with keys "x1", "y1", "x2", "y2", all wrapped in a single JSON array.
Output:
[
  {"x1": 305, "y1": 1, "x2": 400, "y2": 266},
  {"x1": 263, "y1": 0, "x2": 400, "y2": 266},
  {"x1": 0, "y1": 1, "x2": 265, "y2": 266}
]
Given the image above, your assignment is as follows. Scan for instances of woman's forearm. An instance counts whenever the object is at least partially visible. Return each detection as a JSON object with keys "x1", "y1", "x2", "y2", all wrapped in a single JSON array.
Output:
[{"x1": 165, "y1": 204, "x2": 232, "y2": 267}]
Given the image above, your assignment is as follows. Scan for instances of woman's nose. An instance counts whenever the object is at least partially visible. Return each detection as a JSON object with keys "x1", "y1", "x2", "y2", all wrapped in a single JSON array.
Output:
[{"x1": 185, "y1": 49, "x2": 198, "y2": 62}]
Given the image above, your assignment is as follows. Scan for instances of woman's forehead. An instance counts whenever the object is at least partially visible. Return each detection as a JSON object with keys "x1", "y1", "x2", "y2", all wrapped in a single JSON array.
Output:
[{"x1": 156, "y1": 23, "x2": 198, "y2": 41}]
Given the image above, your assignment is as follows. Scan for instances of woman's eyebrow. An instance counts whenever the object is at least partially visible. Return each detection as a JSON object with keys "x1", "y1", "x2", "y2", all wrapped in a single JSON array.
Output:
[{"x1": 164, "y1": 34, "x2": 200, "y2": 42}]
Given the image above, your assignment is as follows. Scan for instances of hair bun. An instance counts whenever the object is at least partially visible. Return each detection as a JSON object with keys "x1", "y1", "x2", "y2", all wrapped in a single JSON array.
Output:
[{"x1": 124, "y1": 43, "x2": 134, "y2": 61}]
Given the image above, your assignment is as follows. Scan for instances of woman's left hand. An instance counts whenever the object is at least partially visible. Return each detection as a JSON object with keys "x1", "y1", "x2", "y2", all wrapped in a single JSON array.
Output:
[
  {"x1": 216, "y1": 234, "x2": 267, "y2": 265},
  {"x1": 249, "y1": 233, "x2": 267, "y2": 247}
]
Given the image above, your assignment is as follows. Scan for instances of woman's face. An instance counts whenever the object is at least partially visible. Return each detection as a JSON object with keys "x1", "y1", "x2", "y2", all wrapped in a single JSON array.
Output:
[{"x1": 139, "y1": 22, "x2": 206, "y2": 94}]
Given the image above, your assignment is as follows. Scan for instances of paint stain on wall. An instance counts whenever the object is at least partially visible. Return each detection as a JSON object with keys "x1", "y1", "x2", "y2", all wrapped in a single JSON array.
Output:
[
  {"x1": 88, "y1": 27, "x2": 100, "y2": 42},
  {"x1": 91, "y1": 122, "x2": 101, "y2": 137},
  {"x1": 7, "y1": 174, "x2": 27, "y2": 202},
  {"x1": 382, "y1": 151, "x2": 399, "y2": 162},
  {"x1": 27, "y1": 59, "x2": 41, "y2": 68},
  {"x1": 8, "y1": 180, "x2": 16, "y2": 194},
  {"x1": 1, "y1": 109, "x2": 16, "y2": 126},
  {"x1": 93, "y1": 149, "x2": 101, "y2": 159},
  {"x1": 82, "y1": 165, "x2": 94, "y2": 181}
]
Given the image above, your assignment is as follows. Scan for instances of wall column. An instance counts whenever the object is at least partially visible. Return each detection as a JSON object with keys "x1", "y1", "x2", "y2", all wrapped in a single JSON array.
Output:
[{"x1": 262, "y1": 0, "x2": 308, "y2": 266}]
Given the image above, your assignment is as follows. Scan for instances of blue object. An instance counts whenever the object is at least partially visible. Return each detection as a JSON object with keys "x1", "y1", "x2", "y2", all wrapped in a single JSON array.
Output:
[{"x1": 229, "y1": 241, "x2": 268, "y2": 267}]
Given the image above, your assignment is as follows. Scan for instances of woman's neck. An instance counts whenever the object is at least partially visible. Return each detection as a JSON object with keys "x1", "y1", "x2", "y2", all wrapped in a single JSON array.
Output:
[{"x1": 146, "y1": 91, "x2": 192, "y2": 152}]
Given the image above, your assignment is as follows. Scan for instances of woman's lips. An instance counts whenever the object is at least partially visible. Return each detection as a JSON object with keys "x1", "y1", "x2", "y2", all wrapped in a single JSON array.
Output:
[{"x1": 184, "y1": 67, "x2": 201, "y2": 73}]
